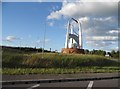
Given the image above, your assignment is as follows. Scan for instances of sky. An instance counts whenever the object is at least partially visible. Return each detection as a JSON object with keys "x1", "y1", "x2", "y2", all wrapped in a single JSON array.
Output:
[{"x1": 1, "y1": 0, "x2": 119, "y2": 52}]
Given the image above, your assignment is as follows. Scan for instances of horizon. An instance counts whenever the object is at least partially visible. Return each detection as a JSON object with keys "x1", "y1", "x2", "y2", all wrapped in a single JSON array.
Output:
[{"x1": 1, "y1": 45, "x2": 119, "y2": 53}]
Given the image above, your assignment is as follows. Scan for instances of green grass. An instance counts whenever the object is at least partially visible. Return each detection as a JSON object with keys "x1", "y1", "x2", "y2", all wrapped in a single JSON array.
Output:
[
  {"x1": 2, "y1": 50, "x2": 120, "y2": 74},
  {"x1": 2, "y1": 66, "x2": 120, "y2": 75},
  {"x1": 2, "y1": 52, "x2": 120, "y2": 68}
]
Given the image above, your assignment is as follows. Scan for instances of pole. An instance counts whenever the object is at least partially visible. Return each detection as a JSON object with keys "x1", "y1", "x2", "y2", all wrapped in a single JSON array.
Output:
[
  {"x1": 65, "y1": 21, "x2": 70, "y2": 48},
  {"x1": 42, "y1": 21, "x2": 46, "y2": 58},
  {"x1": 78, "y1": 21, "x2": 82, "y2": 49}
]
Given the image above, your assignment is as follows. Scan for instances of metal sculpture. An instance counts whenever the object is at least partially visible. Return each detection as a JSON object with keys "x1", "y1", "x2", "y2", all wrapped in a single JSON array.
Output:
[{"x1": 65, "y1": 18, "x2": 82, "y2": 49}]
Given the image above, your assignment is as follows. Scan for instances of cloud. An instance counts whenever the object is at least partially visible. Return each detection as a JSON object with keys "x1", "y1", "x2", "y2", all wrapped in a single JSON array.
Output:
[
  {"x1": 2, "y1": 0, "x2": 119, "y2": 2},
  {"x1": 79, "y1": 17, "x2": 89, "y2": 22},
  {"x1": 47, "y1": 21, "x2": 54, "y2": 26},
  {"x1": 115, "y1": 46, "x2": 119, "y2": 51},
  {"x1": 47, "y1": 11, "x2": 61, "y2": 20},
  {"x1": 36, "y1": 39, "x2": 50, "y2": 44},
  {"x1": 107, "y1": 30, "x2": 119, "y2": 34},
  {"x1": 52, "y1": 5, "x2": 59, "y2": 11},
  {"x1": 82, "y1": 16, "x2": 118, "y2": 34},
  {"x1": 47, "y1": 2, "x2": 118, "y2": 20},
  {"x1": 79, "y1": 0, "x2": 119, "y2": 2},
  {"x1": 86, "y1": 36, "x2": 118, "y2": 41},
  {"x1": 86, "y1": 40, "x2": 118, "y2": 50},
  {"x1": 3, "y1": 36, "x2": 21, "y2": 42},
  {"x1": 109, "y1": 46, "x2": 119, "y2": 51},
  {"x1": 93, "y1": 17, "x2": 112, "y2": 22}
]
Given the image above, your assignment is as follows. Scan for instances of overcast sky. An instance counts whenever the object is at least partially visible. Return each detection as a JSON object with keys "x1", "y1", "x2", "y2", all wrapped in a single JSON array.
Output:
[{"x1": 2, "y1": 0, "x2": 119, "y2": 52}]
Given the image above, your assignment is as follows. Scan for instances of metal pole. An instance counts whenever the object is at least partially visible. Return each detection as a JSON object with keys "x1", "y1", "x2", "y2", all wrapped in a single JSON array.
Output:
[
  {"x1": 80, "y1": 22, "x2": 83, "y2": 49},
  {"x1": 79, "y1": 21, "x2": 82, "y2": 49},
  {"x1": 42, "y1": 21, "x2": 46, "y2": 58},
  {"x1": 65, "y1": 21, "x2": 70, "y2": 48}
]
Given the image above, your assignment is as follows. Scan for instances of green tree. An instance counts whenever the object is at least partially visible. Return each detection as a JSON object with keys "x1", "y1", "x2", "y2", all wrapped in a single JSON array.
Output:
[
  {"x1": 84, "y1": 49, "x2": 89, "y2": 54},
  {"x1": 111, "y1": 50, "x2": 119, "y2": 58}
]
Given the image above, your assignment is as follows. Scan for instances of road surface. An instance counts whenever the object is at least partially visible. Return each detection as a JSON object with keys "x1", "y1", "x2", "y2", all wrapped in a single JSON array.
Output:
[
  {"x1": 2, "y1": 73, "x2": 120, "y2": 89},
  {"x1": 2, "y1": 79, "x2": 120, "y2": 89}
]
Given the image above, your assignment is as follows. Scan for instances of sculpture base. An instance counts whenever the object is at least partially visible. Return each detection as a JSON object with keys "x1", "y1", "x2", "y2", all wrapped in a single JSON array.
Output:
[{"x1": 61, "y1": 48, "x2": 84, "y2": 54}]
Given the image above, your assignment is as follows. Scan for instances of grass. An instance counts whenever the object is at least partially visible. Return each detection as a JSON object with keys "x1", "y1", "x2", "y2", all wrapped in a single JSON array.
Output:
[
  {"x1": 2, "y1": 66, "x2": 120, "y2": 75},
  {"x1": 2, "y1": 49, "x2": 120, "y2": 74},
  {"x1": 2, "y1": 52, "x2": 120, "y2": 68}
]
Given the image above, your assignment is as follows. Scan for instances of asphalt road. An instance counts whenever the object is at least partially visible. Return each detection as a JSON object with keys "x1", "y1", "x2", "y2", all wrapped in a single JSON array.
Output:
[
  {"x1": 3, "y1": 73, "x2": 119, "y2": 81},
  {"x1": 2, "y1": 79, "x2": 120, "y2": 89}
]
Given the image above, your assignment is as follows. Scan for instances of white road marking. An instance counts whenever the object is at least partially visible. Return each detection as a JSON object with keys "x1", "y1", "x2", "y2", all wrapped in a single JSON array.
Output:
[
  {"x1": 27, "y1": 84, "x2": 40, "y2": 89},
  {"x1": 87, "y1": 81, "x2": 94, "y2": 89}
]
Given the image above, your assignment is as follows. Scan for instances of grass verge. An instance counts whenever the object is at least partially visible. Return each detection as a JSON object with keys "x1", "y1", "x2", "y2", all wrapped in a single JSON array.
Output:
[
  {"x1": 3, "y1": 53, "x2": 119, "y2": 68},
  {"x1": 2, "y1": 66, "x2": 120, "y2": 75},
  {"x1": 2, "y1": 51, "x2": 120, "y2": 75}
]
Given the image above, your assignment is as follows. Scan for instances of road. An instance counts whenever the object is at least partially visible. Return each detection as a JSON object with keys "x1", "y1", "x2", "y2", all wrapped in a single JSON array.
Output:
[{"x1": 2, "y1": 79, "x2": 120, "y2": 89}]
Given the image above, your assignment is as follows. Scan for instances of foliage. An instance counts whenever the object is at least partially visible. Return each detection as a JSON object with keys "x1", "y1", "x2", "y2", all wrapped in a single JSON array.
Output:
[
  {"x1": 85, "y1": 49, "x2": 106, "y2": 56},
  {"x1": 110, "y1": 50, "x2": 119, "y2": 58},
  {"x1": 84, "y1": 49, "x2": 119, "y2": 59},
  {"x1": 2, "y1": 46, "x2": 51, "y2": 53}
]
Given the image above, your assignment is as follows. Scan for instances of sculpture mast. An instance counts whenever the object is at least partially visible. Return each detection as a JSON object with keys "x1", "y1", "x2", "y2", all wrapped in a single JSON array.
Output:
[
  {"x1": 78, "y1": 20, "x2": 82, "y2": 49},
  {"x1": 65, "y1": 21, "x2": 70, "y2": 48}
]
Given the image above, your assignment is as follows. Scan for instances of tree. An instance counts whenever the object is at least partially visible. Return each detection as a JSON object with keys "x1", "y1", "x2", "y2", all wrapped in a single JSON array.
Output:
[
  {"x1": 84, "y1": 49, "x2": 89, "y2": 54},
  {"x1": 110, "y1": 50, "x2": 119, "y2": 58},
  {"x1": 90, "y1": 49, "x2": 106, "y2": 56}
]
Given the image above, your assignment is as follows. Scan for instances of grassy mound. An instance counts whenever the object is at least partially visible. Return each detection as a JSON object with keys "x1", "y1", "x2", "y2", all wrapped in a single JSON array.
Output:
[
  {"x1": 2, "y1": 47, "x2": 120, "y2": 74},
  {"x1": 2, "y1": 52, "x2": 119, "y2": 68}
]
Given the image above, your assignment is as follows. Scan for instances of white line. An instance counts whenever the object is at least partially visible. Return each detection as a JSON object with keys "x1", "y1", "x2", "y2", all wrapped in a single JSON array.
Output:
[
  {"x1": 27, "y1": 84, "x2": 40, "y2": 89},
  {"x1": 87, "y1": 81, "x2": 94, "y2": 89}
]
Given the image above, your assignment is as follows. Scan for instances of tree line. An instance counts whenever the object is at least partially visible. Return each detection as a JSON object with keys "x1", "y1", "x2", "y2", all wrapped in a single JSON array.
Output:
[
  {"x1": 1, "y1": 46, "x2": 119, "y2": 58},
  {"x1": 2, "y1": 46, "x2": 52, "y2": 53},
  {"x1": 84, "y1": 49, "x2": 119, "y2": 58}
]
